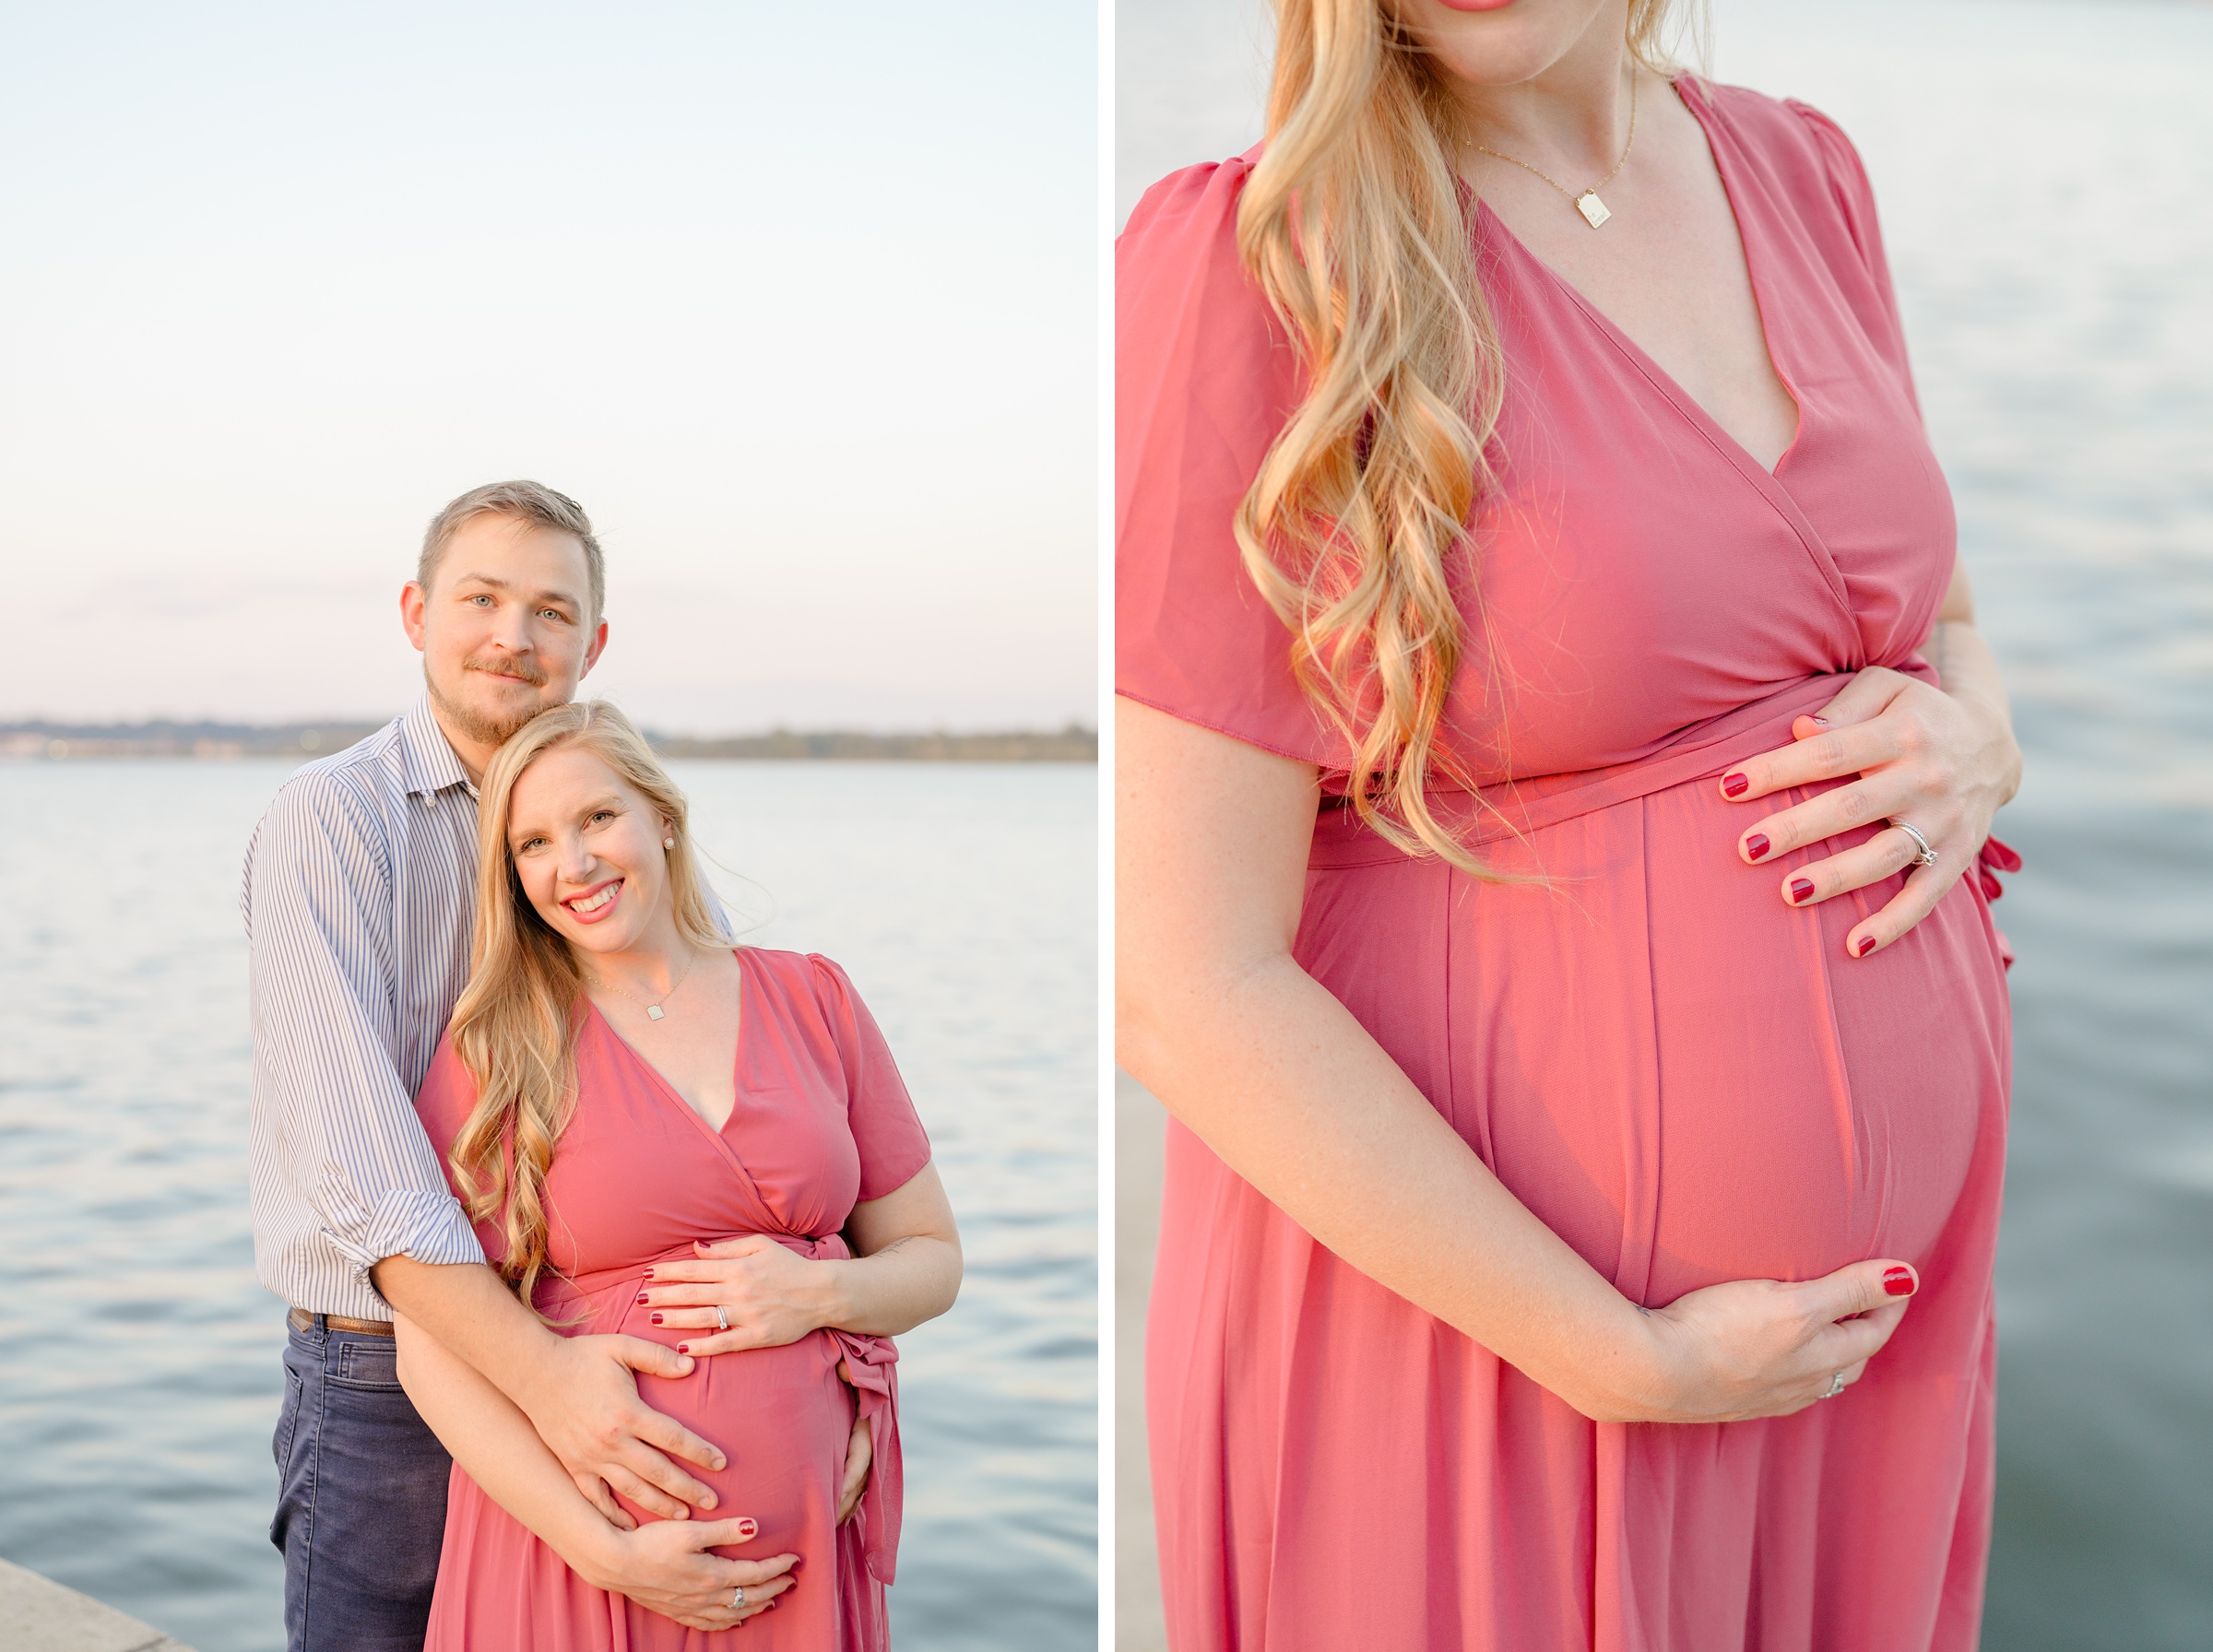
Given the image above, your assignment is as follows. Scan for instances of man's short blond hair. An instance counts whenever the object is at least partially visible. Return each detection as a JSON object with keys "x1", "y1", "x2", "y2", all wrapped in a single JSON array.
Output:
[{"x1": 419, "y1": 481, "x2": 604, "y2": 620}]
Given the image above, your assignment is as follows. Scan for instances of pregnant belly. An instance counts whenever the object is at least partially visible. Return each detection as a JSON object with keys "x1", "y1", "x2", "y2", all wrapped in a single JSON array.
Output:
[
  {"x1": 1297, "y1": 774, "x2": 2011, "y2": 1304},
  {"x1": 551, "y1": 1278, "x2": 853, "y2": 1559}
]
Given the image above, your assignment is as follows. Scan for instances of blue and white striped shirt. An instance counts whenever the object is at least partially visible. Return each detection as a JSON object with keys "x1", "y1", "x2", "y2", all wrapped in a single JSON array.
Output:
[{"x1": 242, "y1": 698, "x2": 487, "y2": 1319}]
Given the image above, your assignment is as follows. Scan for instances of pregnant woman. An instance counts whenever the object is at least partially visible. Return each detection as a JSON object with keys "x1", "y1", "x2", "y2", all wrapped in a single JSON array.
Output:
[
  {"x1": 395, "y1": 701, "x2": 961, "y2": 1648},
  {"x1": 1118, "y1": 2, "x2": 2020, "y2": 1648}
]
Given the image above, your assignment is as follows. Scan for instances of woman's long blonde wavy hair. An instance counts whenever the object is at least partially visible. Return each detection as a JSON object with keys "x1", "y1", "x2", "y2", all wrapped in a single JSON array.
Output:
[
  {"x1": 1237, "y1": 0, "x2": 1686, "y2": 871},
  {"x1": 445, "y1": 701, "x2": 730, "y2": 1312}
]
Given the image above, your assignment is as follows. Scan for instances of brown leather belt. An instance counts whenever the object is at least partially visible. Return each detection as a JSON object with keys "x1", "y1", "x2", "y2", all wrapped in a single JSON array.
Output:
[{"x1": 290, "y1": 1307, "x2": 396, "y2": 1338}]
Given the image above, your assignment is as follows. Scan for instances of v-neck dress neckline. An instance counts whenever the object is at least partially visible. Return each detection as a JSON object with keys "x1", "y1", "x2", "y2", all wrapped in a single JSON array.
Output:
[
  {"x1": 585, "y1": 946, "x2": 750, "y2": 1147},
  {"x1": 1470, "y1": 78, "x2": 1852, "y2": 619},
  {"x1": 1472, "y1": 76, "x2": 1805, "y2": 485}
]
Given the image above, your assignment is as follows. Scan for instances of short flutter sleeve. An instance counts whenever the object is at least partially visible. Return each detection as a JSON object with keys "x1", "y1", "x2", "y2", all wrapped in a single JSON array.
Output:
[
  {"x1": 1116, "y1": 155, "x2": 1352, "y2": 773},
  {"x1": 807, "y1": 955, "x2": 932, "y2": 1202},
  {"x1": 1784, "y1": 99, "x2": 1918, "y2": 410}
]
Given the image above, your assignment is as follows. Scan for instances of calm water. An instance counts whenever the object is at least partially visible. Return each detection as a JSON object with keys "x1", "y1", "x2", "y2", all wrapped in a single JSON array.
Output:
[
  {"x1": 1121, "y1": 1, "x2": 2213, "y2": 1646},
  {"x1": 0, "y1": 759, "x2": 1097, "y2": 1651}
]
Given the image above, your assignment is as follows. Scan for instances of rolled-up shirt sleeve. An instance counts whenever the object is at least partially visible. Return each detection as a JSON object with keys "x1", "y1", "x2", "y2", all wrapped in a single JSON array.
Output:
[{"x1": 246, "y1": 773, "x2": 484, "y2": 1304}]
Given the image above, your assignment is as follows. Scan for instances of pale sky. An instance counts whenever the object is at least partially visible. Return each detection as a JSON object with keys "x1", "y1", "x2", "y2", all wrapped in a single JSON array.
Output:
[{"x1": 0, "y1": 1, "x2": 1095, "y2": 734}]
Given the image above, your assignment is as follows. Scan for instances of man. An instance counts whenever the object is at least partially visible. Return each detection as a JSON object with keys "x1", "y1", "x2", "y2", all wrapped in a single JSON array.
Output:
[{"x1": 244, "y1": 481, "x2": 742, "y2": 1650}]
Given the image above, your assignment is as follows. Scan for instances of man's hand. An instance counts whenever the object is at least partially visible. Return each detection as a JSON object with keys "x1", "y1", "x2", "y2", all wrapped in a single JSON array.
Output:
[
  {"x1": 511, "y1": 1333, "x2": 728, "y2": 1525},
  {"x1": 373, "y1": 1257, "x2": 731, "y2": 1528}
]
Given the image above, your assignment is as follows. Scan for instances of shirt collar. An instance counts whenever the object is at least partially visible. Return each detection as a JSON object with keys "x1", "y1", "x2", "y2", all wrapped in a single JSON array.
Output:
[{"x1": 397, "y1": 697, "x2": 477, "y2": 800}]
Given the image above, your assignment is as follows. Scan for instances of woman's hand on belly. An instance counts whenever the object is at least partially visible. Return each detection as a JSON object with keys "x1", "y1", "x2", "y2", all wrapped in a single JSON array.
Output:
[
  {"x1": 1617, "y1": 1257, "x2": 1922, "y2": 1423},
  {"x1": 836, "y1": 1410, "x2": 871, "y2": 1525},
  {"x1": 640, "y1": 1235, "x2": 832, "y2": 1354},
  {"x1": 642, "y1": 1172, "x2": 962, "y2": 1355},
  {"x1": 1720, "y1": 660, "x2": 2019, "y2": 959},
  {"x1": 588, "y1": 1517, "x2": 799, "y2": 1632}
]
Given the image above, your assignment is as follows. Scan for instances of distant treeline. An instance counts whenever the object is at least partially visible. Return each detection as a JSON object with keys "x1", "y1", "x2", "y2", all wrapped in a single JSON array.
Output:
[
  {"x1": 2, "y1": 719, "x2": 1097, "y2": 763},
  {"x1": 653, "y1": 726, "x2": 1095, "y2": 761}
]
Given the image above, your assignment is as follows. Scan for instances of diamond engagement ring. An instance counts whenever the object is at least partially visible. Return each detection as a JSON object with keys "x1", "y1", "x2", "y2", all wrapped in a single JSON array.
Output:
[
  {"x1": 1891, "y1": 820, "x2": 1938, "y2": 868},
  {"x1": 731, "y1": 1585, "x2": 746, "y2": 1610},
  {"x1": 716, "y1": 1305, "x2": 729, "y2": 1331},
  {"x1": 1822, "y1": 1370, "x2": 1847, "y2": 1399}
]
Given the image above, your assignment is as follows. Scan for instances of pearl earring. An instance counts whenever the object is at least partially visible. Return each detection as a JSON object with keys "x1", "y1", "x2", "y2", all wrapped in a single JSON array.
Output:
[{"x1": 663, "y1": 836, "x2": 676, "y2": 849}]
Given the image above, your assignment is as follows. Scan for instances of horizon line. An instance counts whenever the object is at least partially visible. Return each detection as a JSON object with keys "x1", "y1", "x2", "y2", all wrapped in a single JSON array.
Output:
[
  {"x1": 0, "y1": 714, "x2": 1098, "y2": 738},
  {"x1": 3, "y1": 716, "x2": 1098, "y2": 765}
]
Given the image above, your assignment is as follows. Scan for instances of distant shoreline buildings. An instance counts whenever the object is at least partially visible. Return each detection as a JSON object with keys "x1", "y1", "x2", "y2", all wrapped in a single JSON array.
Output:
[{"x1": 1, "y1": 720, "x2": 1097, "y2": 764}]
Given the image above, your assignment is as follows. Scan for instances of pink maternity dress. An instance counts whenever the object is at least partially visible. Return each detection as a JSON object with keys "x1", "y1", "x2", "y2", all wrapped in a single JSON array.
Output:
[
  {"x1": 411, "y1": 949, "x2": 930, "y2": 1652},
  {"x1": 1118, "y1": 80, "x2": 2017, "y2": 1652}
]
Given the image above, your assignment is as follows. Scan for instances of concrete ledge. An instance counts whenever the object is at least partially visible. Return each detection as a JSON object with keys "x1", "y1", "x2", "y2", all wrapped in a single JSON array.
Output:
[{"x1": 0, "y1": 1557, "x2": 198, "y2": 1652}]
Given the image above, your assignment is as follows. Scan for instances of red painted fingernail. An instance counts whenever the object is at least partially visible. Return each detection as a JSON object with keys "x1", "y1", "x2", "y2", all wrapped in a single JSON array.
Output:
[
  {"x1": 1722, "y1": 772, "x2": 1749, "y2": 797},
  {"x1": 1854, "y1": 935, "x2": 1876, "y2": 957},
  {"x1": 650, "y1": 1312, "x2": 664, "y2": 1326},
  {"x1": 676, "y1": 1342, "x2": 691, "y2": 1354},
  {"x1": 740, "y1": 1520, "x2": 757, "y2": 1537},
  {"x1": 1746, "y1": 833, "x2": 1770, "y2": 861},
  {"x1": 1789, "y1": 877, "x2": 1815, "y2": 903},
  {"x1": 1884, "y1": 1267, "x2": 1916, "y2": 1296},
  {"x1": 643, "y1": 1268, "x2": 655, "y2": 1280},
  {"x1": 634, "y1": 1292, "x2": 648, "y2": 1304}
]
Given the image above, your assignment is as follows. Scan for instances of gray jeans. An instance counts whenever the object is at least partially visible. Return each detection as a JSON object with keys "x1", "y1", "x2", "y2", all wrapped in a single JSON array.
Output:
[{"x1": 270, "y1": 1317, "x2": 452, "y2": 1652}]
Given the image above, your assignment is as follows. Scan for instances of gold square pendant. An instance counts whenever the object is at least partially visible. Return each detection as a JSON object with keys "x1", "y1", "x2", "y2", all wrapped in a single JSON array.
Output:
[{"x1": 1576, "y1": 191, "x2": 1612, "y2": 230}]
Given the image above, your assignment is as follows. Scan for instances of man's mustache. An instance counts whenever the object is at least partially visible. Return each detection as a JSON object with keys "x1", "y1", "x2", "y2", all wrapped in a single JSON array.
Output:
[{"x1": 464, "y1": 655, "x2": 547, "y2": 688}]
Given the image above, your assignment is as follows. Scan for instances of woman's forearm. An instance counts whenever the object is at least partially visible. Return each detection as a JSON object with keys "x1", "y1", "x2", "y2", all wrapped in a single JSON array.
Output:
[
  {"x1": 1926, "y1": 576, "x2": 2022, "y2": 814},
  {"x1": 818, "y1": 1238, "x2": 964, "y2": 1337},
  {"x1": 823, "y1": 1160, "x2": 963, "y2": 1337},
  {"x1": 1116, "y1": 697, "x2": 1658, "y2": 1419},
  {"x1": 1930, "y1": 561, "x2": 2017, "y2": 748},
  {"x1": 1931, "y1": 619, "x2": 2013, "y2": 723},
  {"x1": 393, "y1": 1314, "x2": 624, "y2": 1588},
  {"x1": 1120, "y1": 953, "x2": 1661, "y2": 1421}
]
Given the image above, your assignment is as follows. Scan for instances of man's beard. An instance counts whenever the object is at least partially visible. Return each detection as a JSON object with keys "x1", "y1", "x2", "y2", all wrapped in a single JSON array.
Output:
[{"x1": 427, "y1": 658, "x2": 553, "y2": 749}]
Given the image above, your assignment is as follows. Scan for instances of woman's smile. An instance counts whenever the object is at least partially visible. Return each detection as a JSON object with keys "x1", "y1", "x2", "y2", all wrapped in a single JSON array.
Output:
[{"x1": 562, "y1": 877, "x2": 626, "y2": 923}]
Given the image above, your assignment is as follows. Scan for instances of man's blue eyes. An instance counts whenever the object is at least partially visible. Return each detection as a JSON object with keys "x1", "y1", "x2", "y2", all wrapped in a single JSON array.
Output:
[{"x1": 465, "y1": 595, "x2": 567, "y2": 621}]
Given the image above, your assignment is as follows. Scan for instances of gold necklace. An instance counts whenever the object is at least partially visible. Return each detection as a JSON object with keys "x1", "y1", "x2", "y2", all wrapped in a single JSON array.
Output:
[
  {"x1": 592, "y1": 948, "x2": 697, "y2": 1021},
  {"x1": 1467, "y1": 69, "x2": 1640, "y2": 230}
]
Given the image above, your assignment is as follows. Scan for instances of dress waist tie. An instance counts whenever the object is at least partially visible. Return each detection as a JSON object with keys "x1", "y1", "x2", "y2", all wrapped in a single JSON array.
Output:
[
  {"x1": 1308, "y1": 668, "x2": 2021, "y2": 919},
  {"x1": 778, "y1": 1231, "x2": 905, "y2": 1587}
]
